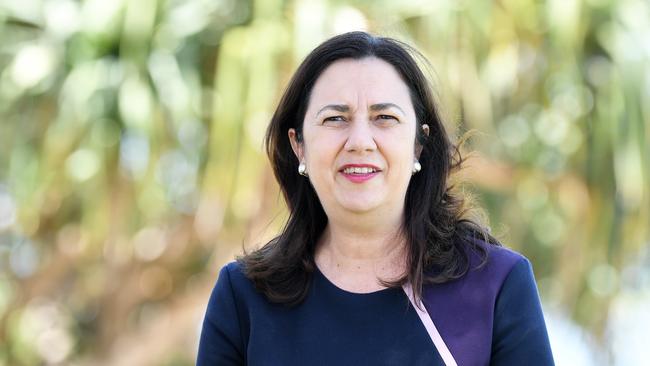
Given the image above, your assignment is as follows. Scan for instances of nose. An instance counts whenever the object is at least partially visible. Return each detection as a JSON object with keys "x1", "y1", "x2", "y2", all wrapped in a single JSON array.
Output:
[{"x1": 344, "y1": 116, "x2": 377, "y2": 153}]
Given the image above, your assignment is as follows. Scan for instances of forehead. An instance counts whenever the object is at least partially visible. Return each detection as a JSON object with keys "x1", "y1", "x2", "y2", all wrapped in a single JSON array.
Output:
[{"x1": 308, "y1": 57, "x2": 414, "y2": 112}]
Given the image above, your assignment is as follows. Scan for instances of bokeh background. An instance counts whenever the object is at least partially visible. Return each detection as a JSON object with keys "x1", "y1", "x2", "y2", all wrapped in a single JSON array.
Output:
[{"x1": 0, "y1": 0, "x2": 648, "y2": 365}]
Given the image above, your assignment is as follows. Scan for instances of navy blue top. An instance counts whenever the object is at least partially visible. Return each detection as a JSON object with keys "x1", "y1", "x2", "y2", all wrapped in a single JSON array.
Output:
[{"x1": 197, "y1": 244, "x2": 554, "y2": 365}]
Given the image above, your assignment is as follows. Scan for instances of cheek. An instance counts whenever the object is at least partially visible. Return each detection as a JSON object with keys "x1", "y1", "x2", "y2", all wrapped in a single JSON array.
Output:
[
  {"x1": 304, "y1": 133, "x2": 342, "y2": 164},
  {"x1": 378, "y1": 131, "x2": 417, "y2": 163},
  {"x1": 303, "y1": 141, "x2": 341, "y2": 191},
  {"x1": 390, "y1": 151, "x2": 414, "y2": 177}
]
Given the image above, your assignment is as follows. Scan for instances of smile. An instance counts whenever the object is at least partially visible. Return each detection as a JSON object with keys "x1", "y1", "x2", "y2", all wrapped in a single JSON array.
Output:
[
  {"x1": 342, "y1": 166, "x2": 378, "y2": 174},
  {"x1": 338, "y1": 164, "x2": 382, "y2": 183}
]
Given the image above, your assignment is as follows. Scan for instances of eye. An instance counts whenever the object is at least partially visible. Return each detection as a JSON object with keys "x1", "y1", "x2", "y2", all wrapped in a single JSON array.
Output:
[
  {"x1": 323, "y1": 116, "x2": 346, "y2": 124},
  {"x1": 375, "y1": 115, "x2": 399, "y2": 124}
]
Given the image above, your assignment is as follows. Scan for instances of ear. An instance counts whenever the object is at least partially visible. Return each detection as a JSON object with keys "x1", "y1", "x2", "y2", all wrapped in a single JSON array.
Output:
[
  {"x1": 415, "y1": 124, "x2": 429, "y2": 158},
  {"x1": 288, "y1": 128, "x2": 304, "y2": 161}
]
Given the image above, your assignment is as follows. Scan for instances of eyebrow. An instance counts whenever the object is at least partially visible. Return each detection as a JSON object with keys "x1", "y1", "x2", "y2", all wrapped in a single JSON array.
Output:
[{"x1": 315, "y1": 103, "x2": 406, "y2": 117}]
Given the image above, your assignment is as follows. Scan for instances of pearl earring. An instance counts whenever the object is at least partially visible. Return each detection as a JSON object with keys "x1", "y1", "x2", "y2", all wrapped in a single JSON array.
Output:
[
  {"x1": 298, "y1": 162, "x2": 308, "y2": 177},
  {"x1": 412, "y1": 160, "x2": 422, "y2": 174}
]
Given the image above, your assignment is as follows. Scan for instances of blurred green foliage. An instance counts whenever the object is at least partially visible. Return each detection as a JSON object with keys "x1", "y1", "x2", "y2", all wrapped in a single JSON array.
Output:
[{"x1": 0, "y1": 0, "x2": 648, "y2": 365}]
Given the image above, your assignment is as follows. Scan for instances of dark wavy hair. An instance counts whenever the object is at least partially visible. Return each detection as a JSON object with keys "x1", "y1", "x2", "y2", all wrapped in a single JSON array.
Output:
[{"x1": 239, "y1": 31, "x2": 500, "y2": 306}]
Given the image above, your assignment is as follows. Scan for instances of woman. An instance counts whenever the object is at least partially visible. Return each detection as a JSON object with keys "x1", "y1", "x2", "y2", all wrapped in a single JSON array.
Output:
[{"x1": 197, "y1": 31, "x2": 554, "y2": 366}]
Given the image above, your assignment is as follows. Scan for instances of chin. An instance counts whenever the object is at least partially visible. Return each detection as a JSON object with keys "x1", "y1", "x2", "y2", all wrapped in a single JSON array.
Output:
[
  {"x1": 339, "y1": 199, "x2": 382, "y2": 213},
  {"x1": 342, "y1": 206, "x2": 375, "y2": 214}
]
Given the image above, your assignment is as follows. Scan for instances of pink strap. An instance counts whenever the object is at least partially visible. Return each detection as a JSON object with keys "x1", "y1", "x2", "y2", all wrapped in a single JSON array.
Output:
[{"x1": 402, "y1": 283, "x2": 458, "y2": 366}]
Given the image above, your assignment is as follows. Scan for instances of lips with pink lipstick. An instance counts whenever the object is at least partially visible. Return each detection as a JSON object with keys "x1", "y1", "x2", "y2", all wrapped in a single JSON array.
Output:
[{"x1": 338, "y1": 164, "x2": 382, "y2": 183}]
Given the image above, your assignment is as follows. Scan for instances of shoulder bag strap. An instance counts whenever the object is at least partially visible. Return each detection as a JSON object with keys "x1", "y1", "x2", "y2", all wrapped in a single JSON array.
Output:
[{"x1": 402, "y1": 283, "x2": 458, "y2": 366}]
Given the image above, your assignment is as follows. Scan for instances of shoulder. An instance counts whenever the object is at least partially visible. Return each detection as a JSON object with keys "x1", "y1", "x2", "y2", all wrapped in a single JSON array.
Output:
[
  {"x1": 215, "y1": 260, "x2": 290, "y2": 312},
  {"x1": 421, "y1": 241, "x2": 548, "y2": 365},
  {"x1": 432, "y1": 240, "x2": 531, "y2": 300},
  {"x1": 203, "y1": 260, "x2": 265, "y2": 321},
  {"x1": 206, "y1": 261, "x2": 248, "y2": 313},
  {"x1": 422, "y1": 239, "x2": 532, "y2": 304},
  {"x1": 467, "y1": 241, "x2": 529, "y2": 285},
  {"x1": 216, "y1": 260, "x2": 261, "y2": 301},
  {"x1": 220, "y1": 261, "x2": 246, "y2": 284},
  {"x1": 421, "y1": 240, "x2": 536, "y2": 330}
]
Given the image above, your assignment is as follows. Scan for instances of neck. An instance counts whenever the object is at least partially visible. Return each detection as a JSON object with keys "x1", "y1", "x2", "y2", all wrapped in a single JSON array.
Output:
[{"x1": 315, "y1": 214, "x2": 408, "y2": 279}]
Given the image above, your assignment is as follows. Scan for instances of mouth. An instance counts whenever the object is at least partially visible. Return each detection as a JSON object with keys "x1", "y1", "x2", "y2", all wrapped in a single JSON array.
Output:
[
  {"x1": 338, "y1": 164, "x2": 382, "y2": 175},
  {"x1": 338, "y1": 164, "x2": 382, "y2": 183}
]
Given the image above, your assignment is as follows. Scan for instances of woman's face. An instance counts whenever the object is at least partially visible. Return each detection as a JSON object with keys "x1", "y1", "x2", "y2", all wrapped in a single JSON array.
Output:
[{"x1": 289, "y1": 57, "x2": 427, "y2": 218}]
